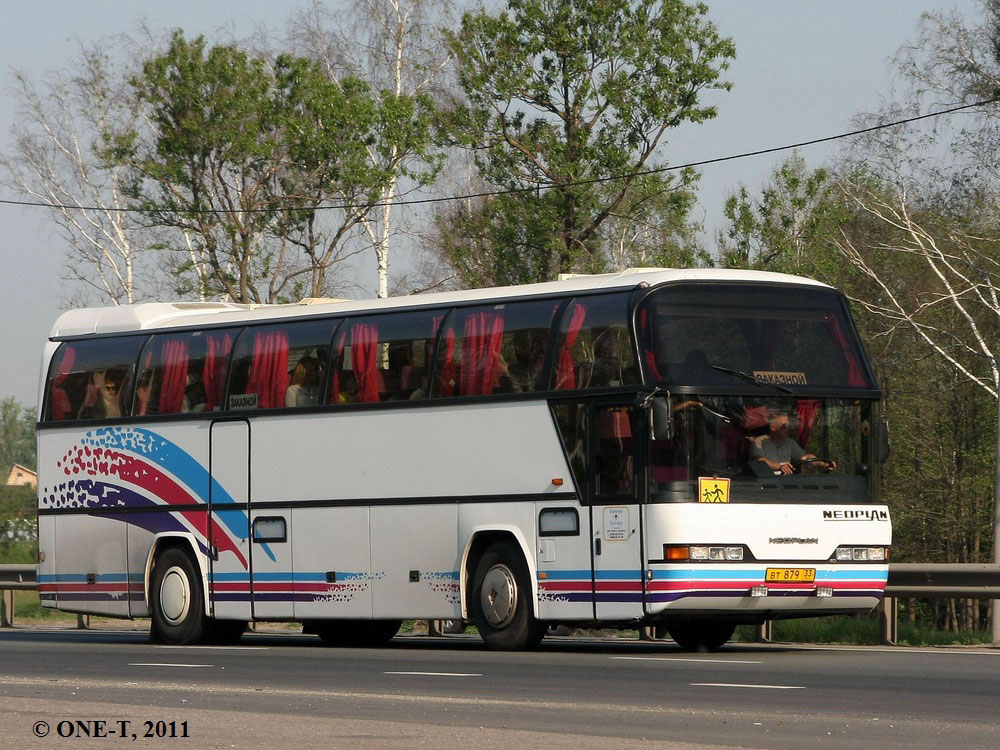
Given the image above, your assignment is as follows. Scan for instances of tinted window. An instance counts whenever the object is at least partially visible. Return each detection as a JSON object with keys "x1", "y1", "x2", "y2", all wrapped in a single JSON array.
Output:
[
  {"x1": 134, "y1": 329, "x2": 240, "y2": 416},
  {"x1": 45, "y1": 336, "x2": 146, "y2": 422},
  {"x1": 434, "y1": 300, "x2": 557, "y2": 397},
  {"x1": 551, "y1": 293, "x2": 639, "y2": 390},
  {"x1": 637, "y1": 284, "x2": 873, "y2": 390},
  {"x1": 330, "y1": 311, "x2": 440, "y2": 404},
  {"x1": 228, "y1": 320, "x2": 338, "y2": 410}
]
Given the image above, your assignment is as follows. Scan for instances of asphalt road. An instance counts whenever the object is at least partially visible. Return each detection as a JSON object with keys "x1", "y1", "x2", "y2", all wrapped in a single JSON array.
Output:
[{"x1": 1, "y1": 626, "x2": 998, "y2": 749}]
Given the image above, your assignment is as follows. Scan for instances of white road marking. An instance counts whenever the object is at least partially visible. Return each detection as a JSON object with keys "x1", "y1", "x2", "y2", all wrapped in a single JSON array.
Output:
[
  {"x1": 691, "y1": 682, "x2": 805, "y2": 690},
  {"x1": 128, "y1": 663, "x2": 214, "y2": 668},
  {"x1": 154, "y1": 646, "x2": 268, "y2": 651},
  {"x1": 611, "y1": 656, "x2": 762, "y2": 664},
  {"x1": 384, "y1": 671, "x2": 482, "y2": 677}
]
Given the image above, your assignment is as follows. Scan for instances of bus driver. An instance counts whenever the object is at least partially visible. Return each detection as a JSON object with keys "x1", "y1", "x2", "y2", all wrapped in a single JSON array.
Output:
[{"x1": 750, "y1": 412, "x2": 836, "y2": 475}]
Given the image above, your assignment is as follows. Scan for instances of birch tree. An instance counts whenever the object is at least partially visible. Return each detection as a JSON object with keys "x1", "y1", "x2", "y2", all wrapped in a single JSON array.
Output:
[
  {"x1": 119, "y1": 32, "x2": 408, "y2": 304},
  {"x1": 835, "y1": 0, "x2": 1000, "y2": 636},
  {"x1": 289, "y1": 0, "x2": 450, "y2": 298},
  {"x1": 0, "y1": 46, "x2": 155, "y2": 305}
]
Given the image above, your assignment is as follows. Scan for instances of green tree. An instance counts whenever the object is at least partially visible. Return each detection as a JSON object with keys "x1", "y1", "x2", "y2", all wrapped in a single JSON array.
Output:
[
  {"x1": 118, "y1": 32, "x2": 411, "y2": 303},
  {"x1": 290, "y1": 0, "x2": 451, "y2": 298},
  {"x1": 717, "y1": 153, "x2": 848, "y2": 277},
  {"x1": 442, "y1": 0, "x2": 732, "y2": 284},
  {"x1": 0, "y1": 398, "x2": 36, "y2": 474}
]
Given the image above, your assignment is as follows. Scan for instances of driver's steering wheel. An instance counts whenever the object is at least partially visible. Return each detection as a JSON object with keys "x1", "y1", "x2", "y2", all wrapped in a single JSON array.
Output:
[{"x1": 794, "y1": 457, "x2": 836, "y2": 473}]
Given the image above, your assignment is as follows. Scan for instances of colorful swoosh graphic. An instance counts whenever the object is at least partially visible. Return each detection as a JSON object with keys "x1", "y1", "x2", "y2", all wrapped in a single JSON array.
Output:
[{"x1": 41, "y1": 426, "x2": 272, "y2": 568}]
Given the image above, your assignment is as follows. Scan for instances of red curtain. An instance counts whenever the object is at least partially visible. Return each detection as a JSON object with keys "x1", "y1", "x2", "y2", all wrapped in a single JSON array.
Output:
[
  {"x1": 203, "y1": 333, "x2": 233, "y2": 411},
  {"x1": 158, "y1": 338, "x2": 189, "y2": 414},
  {"x1": 638, "y1": 308, "x2": 663, "y2": 380},
  {"x1": 351, "y1": 323, "x2": 380, "y2": 403},
  {"x1": 460, "y1": 311, "x2": 505, "y2": 396},
  {"x1": 796, "y1": 399, "x2": 820, "y2": 447},
  {"x1": 50, "y1": 346, "x2": 76, "y2": 420},
  {"x1": 247, "y1": 331, "x2": 290, "y2": 408},
  {"x1": 825, "y1": 316, "x2": 868, "y2": 387},
  {"x1": 555, "y1": 303, "x2": 587, "y2": 390}
]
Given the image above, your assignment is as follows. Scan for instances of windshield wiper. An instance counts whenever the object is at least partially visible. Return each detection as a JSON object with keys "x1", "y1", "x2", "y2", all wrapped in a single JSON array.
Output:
[{"x1": 710, "y1": 365, "x2": 793, "y2": 395}]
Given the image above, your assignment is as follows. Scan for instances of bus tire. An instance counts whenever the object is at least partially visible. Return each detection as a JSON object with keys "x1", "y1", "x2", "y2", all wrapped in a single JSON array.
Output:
[
  {"x1": 470, "y1": 541, "x2": 545, "y2": 651},
  {"x1": 314, "y1": 619, "x2": 401, "y2": 647},
  {"x1": 149, "y1": 546, "x2": 206, "y2": 645},
  {"x1": 667, "y1": 621, "x2": 735, "y2": 651}
]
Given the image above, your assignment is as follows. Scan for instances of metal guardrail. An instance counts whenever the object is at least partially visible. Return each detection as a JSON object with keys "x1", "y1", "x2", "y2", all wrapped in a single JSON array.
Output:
[
  {"x1": 885, "y1": 563, "x2": 1000, "y2": 598},
  {"x1": 0, "y1": 564, "x2": 39, "y2": 627},
  {"x1": 0, "y1": 563, "x2": 37, "y2": 590},
  {"x1": 3, "y1": 563, "x2": 999, "y2": 643}
]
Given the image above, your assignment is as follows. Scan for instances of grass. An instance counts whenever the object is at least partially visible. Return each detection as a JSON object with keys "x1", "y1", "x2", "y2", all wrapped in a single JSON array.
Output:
[{"x1": 736, "y1": 615, "x2": 993, "y2": 647}]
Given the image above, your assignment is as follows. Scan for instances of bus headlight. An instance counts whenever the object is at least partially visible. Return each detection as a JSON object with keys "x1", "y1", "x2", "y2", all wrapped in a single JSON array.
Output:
[
  {"x1": 835, "y1": 546, "x2": 889, "y2": 562},
  {"x1": 666, "y1": 545, "x2": 744, "y2": 562}
]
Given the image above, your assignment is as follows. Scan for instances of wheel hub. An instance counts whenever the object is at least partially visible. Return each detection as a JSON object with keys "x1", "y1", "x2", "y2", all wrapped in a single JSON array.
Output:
[
  {"x1": 480, "y1": 563, "x2": 517, "y2": 628},
  {"x1": 159, "y1": 566, "x2": 190, "y2": 624}
]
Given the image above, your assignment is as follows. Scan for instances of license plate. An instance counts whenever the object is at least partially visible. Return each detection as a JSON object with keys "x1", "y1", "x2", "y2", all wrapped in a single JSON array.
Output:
[{"x1": 765, "y1": 567, "x2": 816, "y2": 583}]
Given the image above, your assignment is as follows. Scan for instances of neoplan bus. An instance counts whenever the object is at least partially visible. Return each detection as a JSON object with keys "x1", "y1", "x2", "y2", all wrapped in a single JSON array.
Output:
[{"x1": 36, "y1": 268, "x2": 891, "y2": 650}]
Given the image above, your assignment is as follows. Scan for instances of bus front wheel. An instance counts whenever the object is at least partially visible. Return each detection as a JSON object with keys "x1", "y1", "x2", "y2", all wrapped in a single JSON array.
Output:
[
  {"x1": 470, "y1": 541, "x2": 545, "y2": 651},
  {"x1": 666, "y1": 620, "x2": 735, "y2": 651},
  {"x1": 150, "y1": 546, "x2": 206, "y2": 645}
]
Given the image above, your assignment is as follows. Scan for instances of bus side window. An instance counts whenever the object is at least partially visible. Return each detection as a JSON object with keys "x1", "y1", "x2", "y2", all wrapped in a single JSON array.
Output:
[
  {"x1": 44, "y1": 337, "x2": 146, "y2": 422},
  {"x1": 135, "y1": 330, "x2": 238, "y2": 416},
  {"x1": 229, "y1": 320, "x2": 335, "y2": 410},
  {"x1": 434, "y1": 301, "x2": 554, "y2": 398},
  {"x1": 552, "y1": 294, "x2": 638, "y2": 391},
  {"x1": 331, "y1": 312, "x2": 439, "y2": 404}
]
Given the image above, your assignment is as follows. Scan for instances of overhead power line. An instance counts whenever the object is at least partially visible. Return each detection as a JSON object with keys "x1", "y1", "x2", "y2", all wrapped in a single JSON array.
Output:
[{"x1": 0, "y1": 96, "x2": 996, "y2": 215}]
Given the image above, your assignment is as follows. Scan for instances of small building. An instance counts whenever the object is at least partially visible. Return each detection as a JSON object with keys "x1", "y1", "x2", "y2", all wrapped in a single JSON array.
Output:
[{"x1": 6, "y1": 464, "x2": 37, "y2": 489}]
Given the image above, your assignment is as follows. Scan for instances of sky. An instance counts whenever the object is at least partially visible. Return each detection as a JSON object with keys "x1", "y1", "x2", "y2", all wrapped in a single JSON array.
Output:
[{"x1": 0, "y1": 0, "x2": 985, "y2": 408}]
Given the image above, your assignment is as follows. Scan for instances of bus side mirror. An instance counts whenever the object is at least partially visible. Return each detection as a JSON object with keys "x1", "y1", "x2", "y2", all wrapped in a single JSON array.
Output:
[
  {"x1": 875, "y1": 420, "x2": 890, "y2": 463},
  {"x1": 651, "y1": 396, "x2": 673, "y2": 442}
]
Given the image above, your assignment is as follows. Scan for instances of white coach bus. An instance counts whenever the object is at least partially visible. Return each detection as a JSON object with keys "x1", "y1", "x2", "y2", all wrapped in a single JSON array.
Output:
[{"x1": 36, "y1": 268, "x2": 891, "y2": 649}]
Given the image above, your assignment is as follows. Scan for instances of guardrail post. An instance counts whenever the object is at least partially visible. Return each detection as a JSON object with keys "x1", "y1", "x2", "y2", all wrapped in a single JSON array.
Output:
[
  {"x1": 879, "y1": 596, "x2": 897, "y2": 645},
  {"x1": 755, "y1": 620, "x2": 772, "y2": 643},
  {"x1": 0, "y1": 588, "x2": 12, "y2": 627}
]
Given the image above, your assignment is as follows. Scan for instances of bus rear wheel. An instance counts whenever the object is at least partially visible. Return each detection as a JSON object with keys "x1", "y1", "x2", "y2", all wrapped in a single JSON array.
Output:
[
  {"x1": 150, "y1": 546, "x2": 206, "y2": 645},
  {"x1": 471, "y1": 541, "x2": 546, "y2": 651},
  {"x1": 313, "y1": 619, "x2": 401, "y2": 647},
  {"x1": 666, "y1": 620, "x2": 735, "y2": 651}
]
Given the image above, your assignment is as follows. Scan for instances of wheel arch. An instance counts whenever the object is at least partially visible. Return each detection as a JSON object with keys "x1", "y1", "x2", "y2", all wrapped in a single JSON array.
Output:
[
  {"x1": 460, "y1": 526, "x2": 537, "y2": 620},
  {"x1": 144, "y1": 533, "x2": 211, "y2": 614}
]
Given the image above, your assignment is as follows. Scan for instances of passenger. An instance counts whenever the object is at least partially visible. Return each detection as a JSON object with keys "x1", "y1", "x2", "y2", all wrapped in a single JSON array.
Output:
[
  {"x1": 78, "y1": 368, "x2": 125, "y2": 419},
  {"x1": 335, "y1": 370, "x2": 358, "y2": 404},
  {"x1": 286, "y1": 356, "x2": 321, "y2": 407}
]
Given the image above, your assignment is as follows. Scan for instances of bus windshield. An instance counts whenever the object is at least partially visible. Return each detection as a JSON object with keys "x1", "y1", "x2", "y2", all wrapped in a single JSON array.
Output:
[
  {"x1": 638, "y1": 284, "x2": 874, "y2": 391},
  {"x1": 650, "y1": 395, "x2": 877, "y2": 503}
]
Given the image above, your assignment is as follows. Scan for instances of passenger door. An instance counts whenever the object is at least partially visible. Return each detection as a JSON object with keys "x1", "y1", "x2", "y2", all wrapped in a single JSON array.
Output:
[
  {"x1": 589, "y1": 402, "x2": 646, "y2": 621},
  {"x1": 208, "y1": 419, "x2": 252, "y2": 620}
]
